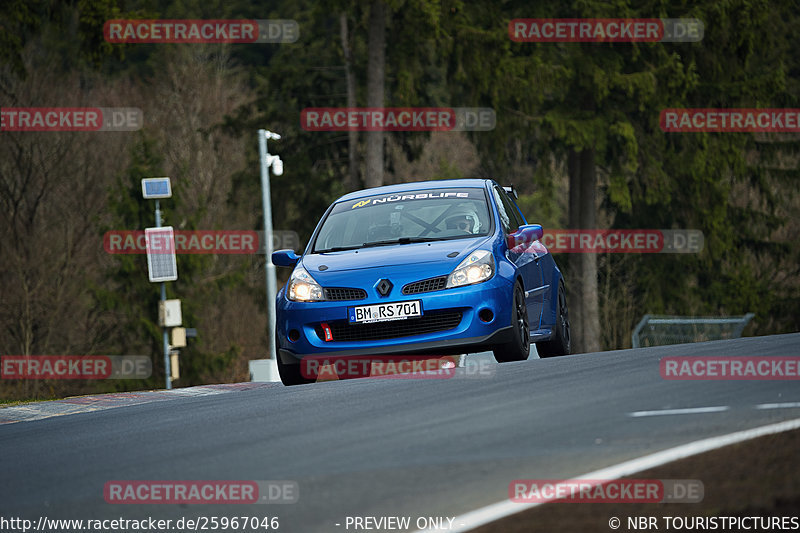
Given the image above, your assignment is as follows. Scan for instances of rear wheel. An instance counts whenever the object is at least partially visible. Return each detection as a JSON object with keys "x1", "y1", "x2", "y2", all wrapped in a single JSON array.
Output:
[
  {"x1": 536, "y1": 281, "x2": 571, "y2": 358},
  {"x1": 276, "y1": 341, "x2": 316, "y2": 386},
  {"x1": 493, "y1": 282, "x2": 530, "y2": 363}
]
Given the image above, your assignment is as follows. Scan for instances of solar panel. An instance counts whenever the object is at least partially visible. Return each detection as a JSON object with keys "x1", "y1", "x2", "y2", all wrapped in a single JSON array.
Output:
[
  {"x1": 141, "y1": 177, "x2": 172, "y2": 199},
  {"x1": 145, "y1": 227, "x2": 178, "y2": 282}
]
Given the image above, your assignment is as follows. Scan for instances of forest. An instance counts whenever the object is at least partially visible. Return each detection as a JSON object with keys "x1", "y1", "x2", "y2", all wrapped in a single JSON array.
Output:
[{"x1": 1, "y1": 0, "x2": 798, "y2": 400}]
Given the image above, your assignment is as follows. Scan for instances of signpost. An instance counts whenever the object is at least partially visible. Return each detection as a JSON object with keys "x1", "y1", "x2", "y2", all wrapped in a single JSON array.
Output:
[{"x1": 142, "y1": 177, "x2": 176, "y2": 389}]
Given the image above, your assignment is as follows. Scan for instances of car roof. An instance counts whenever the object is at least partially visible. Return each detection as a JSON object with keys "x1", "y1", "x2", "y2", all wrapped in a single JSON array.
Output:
[{"x1": 336, "y1": 178, "x2": 495, "y2": 202}]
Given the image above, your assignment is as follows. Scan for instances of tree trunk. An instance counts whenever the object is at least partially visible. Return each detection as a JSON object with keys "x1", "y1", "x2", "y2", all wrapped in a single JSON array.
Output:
[
  {"x1": 339, "y1": 12, "x2": 359, "y2": 191},
  {"x1": 365, "y1": 0, "x2": 385, "y2": 188},
  {"x1": 578, "y1": 148, "x2": 601, "y2": 352},
  {"x1": 566, "y1": 148, "x2": 601, "y2": 353},
  {"x1": 567, "y1": 149, "x2": 584, "y2": 351}
]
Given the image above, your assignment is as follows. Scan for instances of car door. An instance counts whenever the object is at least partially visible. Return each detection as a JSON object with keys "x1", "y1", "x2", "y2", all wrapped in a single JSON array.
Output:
[{"x1": 492, "y1": 186, "x2": 545, "y2": 327}]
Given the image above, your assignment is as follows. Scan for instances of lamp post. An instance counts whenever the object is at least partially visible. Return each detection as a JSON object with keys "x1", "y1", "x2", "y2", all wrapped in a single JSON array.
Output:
[{"x1": 258, "y1": 130, "x2": 283, "y2": 359}]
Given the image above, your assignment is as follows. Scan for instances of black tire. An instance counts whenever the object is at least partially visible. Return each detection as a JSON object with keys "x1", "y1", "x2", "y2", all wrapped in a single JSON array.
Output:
[
  {"x1": 276, "y1": 341, "x2": 316, "y2": 386},
  {"x1": 493, "y1": 282, "x2": 531, "y2": 363},
  {"x1": 536, "y1": 281, "x2": 571, "y2": 358}
]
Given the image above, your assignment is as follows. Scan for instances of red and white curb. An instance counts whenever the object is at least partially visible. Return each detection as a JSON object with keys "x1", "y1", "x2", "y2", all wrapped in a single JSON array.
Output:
[{"x1": 0, "y1": 383, "x2": 276, "y2": 425}]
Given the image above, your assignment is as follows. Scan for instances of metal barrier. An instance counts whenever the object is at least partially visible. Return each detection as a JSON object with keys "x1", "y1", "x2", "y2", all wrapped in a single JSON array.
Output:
[{"x1": 631, "y1": 313, "x2": 755, "y2": 348}]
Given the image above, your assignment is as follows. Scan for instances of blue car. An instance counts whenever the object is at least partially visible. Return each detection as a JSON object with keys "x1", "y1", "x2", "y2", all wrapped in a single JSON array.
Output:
[{"x1": 271, "y1": 179, "x2": 570, "y2": 385}]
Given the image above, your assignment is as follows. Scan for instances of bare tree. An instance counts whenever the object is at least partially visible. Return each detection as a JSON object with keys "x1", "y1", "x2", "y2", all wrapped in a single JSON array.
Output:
[
  {"x1": 386, "y1": 131, "x2": 479, "y2": 182},
  {"x1": 365, "y1": 0, "x2": 386, "y2": 188},
  {"x1": 137, "y1": 46, "x2": 265, "y2": 382},
  {"x1": 340, "y1": 13, "x2": 359, "y2": 191},
  {"x1": 0, "y1": 46, "x2": 134, "y2": 399}
]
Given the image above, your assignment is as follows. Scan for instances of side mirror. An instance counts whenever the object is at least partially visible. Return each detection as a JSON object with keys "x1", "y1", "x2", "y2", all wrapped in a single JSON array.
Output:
[
  {"x1": 272, "y1": 249, "x2": 300, "y2": 267},
  {"x1": 507, "y1": 224, "x2": 543, "y2": 249}
]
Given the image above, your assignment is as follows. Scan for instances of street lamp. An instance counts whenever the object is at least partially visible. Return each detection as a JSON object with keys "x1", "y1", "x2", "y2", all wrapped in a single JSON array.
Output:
[{"x1": 258, "y1": 130, "x2": 283, "y2": 360}]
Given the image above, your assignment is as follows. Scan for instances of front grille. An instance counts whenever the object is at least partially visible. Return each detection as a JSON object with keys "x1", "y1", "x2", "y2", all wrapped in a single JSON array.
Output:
[
  {"x1": 402, "y1": 276, "x2": 447, "y2": 295},
  {"x1": 325, "y1": 310, "x2": 462, "y2": 342},
  {"x1": 324, "y1": 287, "x2": 367, "y2": 301}
]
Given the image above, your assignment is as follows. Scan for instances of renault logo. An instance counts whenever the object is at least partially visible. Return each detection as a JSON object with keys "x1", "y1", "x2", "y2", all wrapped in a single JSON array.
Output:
[{"x1": 375, "y1": 279, "x2": 393, "y2": 297}]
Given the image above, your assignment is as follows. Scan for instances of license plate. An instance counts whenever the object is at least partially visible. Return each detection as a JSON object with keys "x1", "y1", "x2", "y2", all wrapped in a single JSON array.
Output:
[{"x1": 348, "y1": 300, "x2": 423, "y2": 323}]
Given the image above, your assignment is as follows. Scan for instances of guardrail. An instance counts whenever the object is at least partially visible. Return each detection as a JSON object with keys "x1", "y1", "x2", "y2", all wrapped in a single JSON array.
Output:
[{"x1": 631, "y1": 313, "x2": 755, "y2": 348}]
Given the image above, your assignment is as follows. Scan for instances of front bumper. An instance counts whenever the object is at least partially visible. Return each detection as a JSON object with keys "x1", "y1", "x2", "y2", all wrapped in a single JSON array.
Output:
[{"x1": 275, "y1": 274, "x2": 515, "y2": 364}]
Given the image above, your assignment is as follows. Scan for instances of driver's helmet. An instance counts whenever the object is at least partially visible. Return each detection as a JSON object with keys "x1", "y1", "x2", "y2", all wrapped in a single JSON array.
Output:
[{"x1": 445, "y1": 205, "x2": 481, "y2": 234}]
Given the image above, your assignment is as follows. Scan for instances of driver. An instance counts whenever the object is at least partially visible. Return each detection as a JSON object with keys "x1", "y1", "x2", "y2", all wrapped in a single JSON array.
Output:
[{"x1": 445, "y1": 205, "x2": 481, "y2": 234}]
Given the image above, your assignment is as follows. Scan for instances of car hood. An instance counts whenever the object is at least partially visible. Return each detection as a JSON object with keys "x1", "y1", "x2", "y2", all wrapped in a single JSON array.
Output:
[{"x1": 301, "y1": 236, "x2": 492, "y2": 274}]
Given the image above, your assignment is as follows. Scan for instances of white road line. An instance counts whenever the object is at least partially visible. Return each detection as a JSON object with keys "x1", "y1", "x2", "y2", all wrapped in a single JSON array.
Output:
[
  {"x1": 756, "y1": 402, "x2": 800, "y2": 410},
  {"x1": 628, "y1": 406, "x2": 729, "y2": 417},
  {"x1": 414, "y1": 417, "x2": 800, "y2": 533}
]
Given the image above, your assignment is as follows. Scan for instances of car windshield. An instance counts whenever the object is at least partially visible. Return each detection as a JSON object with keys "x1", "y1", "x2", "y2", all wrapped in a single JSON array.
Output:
[{"x1": 312, "y1": 188, "x2": 491, "y2": 253}]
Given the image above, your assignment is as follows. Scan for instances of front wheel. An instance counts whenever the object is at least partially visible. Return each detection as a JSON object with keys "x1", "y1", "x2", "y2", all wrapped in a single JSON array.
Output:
[
  {"x1": 276, "y1": 342, "x2": 316, "y2": 386},
  {"x1": 536, "y1": 281, "x2": 571, "y2": 358},
  {"x1": 493, "y1": 282, "x2": 530, "y2": 363}
]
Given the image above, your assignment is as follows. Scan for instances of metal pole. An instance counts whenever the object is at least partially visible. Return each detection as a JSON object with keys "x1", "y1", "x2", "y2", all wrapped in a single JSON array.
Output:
[
  {"x1": 631, "y1": 313, "x2": 650, "y2": 349},
  {"x1": 155, "y1": 199, "x2": 172, "y2": 389},
  {"x1": 258, "y1": 130, "x2": 278, "y2": 359},
  {"x1": 161, "y1": 283, "x2": 170, "y2": 389}
]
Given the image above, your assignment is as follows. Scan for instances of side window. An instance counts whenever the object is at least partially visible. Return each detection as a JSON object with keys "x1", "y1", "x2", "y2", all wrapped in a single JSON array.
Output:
[
  {"x1": 492, "y1": 187, "x2": 511, "y2": 234},
  {"x1": 494, "y1": 187, "x2": 524, "y2": 233},
  {"x1": 504, "y1": 193, "x2": 525, "y2": 229}
]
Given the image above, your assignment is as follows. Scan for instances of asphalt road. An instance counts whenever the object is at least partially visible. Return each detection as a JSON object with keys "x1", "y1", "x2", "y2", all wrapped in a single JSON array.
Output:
[{"x1": 2, "y1": 333, "x2": 799, "y2": 532}]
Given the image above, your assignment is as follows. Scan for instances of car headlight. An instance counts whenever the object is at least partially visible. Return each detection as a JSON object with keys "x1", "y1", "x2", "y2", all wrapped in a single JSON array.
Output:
[
  {"x1": 288, "y1": 266, "x2": 325, "y2": 301},
  {"x1": 446, "y1": 250, "x2": 495, "y2": 288}
]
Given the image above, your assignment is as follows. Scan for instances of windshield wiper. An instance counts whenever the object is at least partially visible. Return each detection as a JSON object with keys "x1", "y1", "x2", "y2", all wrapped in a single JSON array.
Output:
[
  {"x1": 361, "y1": 237, "x2": 439, "y2": 248},
  {"x1": 315, "y1": 245, "x2": 363, "y2": 253},
  {"x1": 318, "y1": 237, "x2": 442, "y2": 253}
]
